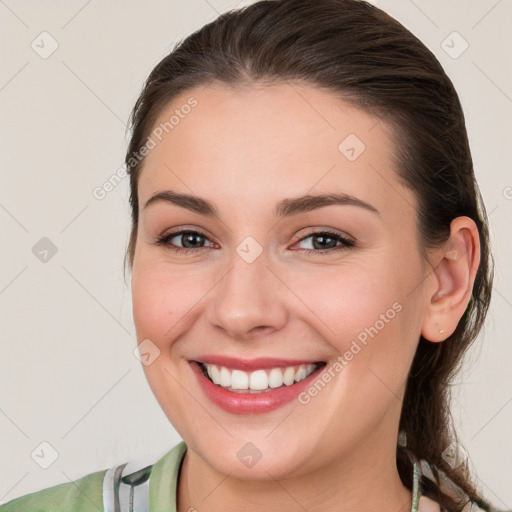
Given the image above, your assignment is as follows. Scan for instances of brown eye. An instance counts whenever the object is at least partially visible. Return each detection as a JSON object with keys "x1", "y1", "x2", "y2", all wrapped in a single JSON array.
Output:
[
  {"x1": 153, "y1": 230, "x2": 215, "y2": 253},
  {"x1": 295, "y1": 231, "x2": 355, "y2": 255}
]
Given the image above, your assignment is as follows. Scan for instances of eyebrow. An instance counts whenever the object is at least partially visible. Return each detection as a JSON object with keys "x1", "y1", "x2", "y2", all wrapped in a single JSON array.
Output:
[{"x1": 143, "y1": 190, "x2": 379, "y2": 217}]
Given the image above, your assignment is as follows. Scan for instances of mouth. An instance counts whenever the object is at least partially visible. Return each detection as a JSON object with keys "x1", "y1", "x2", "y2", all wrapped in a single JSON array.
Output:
[
  {"x1": 193, "y1": 359, "x2": 327, "y2": 394},
  {"x1": 188, "y1": 357, "x2": 329, "y2": 414}
]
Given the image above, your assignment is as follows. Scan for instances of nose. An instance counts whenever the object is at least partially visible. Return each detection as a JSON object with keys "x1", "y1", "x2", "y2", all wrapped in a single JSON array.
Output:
[{"x1": 205, "y1": 249, "x2": 289, "y2": 341}]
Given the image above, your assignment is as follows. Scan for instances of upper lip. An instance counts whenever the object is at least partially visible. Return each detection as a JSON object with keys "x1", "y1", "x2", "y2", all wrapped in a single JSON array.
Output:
[{"x1": 192, "y1": 355, "x2": 324, "y2": 371}]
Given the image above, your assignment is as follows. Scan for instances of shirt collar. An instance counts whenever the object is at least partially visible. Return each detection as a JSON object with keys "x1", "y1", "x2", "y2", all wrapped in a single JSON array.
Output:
[{"x1": 148, "y1": 441, "x2": 425, "y2": 511}]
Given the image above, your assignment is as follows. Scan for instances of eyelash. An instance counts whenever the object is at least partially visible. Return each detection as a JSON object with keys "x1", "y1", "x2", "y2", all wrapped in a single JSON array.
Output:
[{"x1": 153, "y1": 229, "x2": 355, "y2": 256}]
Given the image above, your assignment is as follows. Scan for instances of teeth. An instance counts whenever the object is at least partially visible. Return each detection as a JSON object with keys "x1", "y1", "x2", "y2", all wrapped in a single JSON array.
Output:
[
  {"x1": 231, "y1": 369, "x2": 249, "y2": 390},
  {"x1": 268, "y1": 368, "x2": 284, "y2": 388},
  {"x1": 203, "y1": 363, "x2": 318, "y2": 392},
  {"x1": 219, "y1": 366, "x2": 230, "y2": 387},
  {"x1": 283, "y1": 366, "x2": 296, "y2": 386},
  {"x1": 249, "y1": 370, "x2": 268, "y2": 390}
]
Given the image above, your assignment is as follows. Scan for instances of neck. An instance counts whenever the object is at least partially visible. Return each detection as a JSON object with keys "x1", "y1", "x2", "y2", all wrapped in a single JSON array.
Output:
[{"x1": 176, "y1": 437, "x2": 412, "y2": 512}]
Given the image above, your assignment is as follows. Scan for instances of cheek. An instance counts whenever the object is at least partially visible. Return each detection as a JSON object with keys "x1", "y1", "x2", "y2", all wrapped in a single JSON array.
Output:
[
  {"x1": 130, "y1": 261, "x2": 207, "y2": 435},
  {"x1": 293, "y1": 261, "x2": 401, "y2": 344},
  {"x1": 131, "y1": 266, "x2": 169, "y2": 343},
  {"x1": 293, "y1": 261, "x2": 414, "y2": 389},
  {"x1": 131, "y1": 260, "x2": 212, "y2": 346}
]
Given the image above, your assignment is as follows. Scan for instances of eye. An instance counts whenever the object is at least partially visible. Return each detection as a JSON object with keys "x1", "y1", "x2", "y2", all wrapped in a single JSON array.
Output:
[
  {"x1": 294, "y1": 230, "x2": 355, "y2": 255},
  {"x1": 153, "y1": 230, "x2": 215, "y2": 254},
  {"x1": 153, "y1": 229, "x2": 355, "y2": 256}
]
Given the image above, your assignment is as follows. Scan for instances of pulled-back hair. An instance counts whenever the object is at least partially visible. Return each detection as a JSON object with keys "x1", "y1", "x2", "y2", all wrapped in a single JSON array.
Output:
[{"x1": 123, "y1": 1, "x2": 495, "y2": 510}]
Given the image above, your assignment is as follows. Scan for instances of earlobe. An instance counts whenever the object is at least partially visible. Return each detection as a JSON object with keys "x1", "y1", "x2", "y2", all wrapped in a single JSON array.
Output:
[{"x1": 421, "y1": 217, "x2": 481, "y2": 343}]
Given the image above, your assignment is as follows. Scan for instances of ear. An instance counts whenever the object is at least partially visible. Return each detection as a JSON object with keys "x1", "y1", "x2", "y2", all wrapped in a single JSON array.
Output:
[{"x1": 421, "y1": 216, "x2": 481, "y2": 343}]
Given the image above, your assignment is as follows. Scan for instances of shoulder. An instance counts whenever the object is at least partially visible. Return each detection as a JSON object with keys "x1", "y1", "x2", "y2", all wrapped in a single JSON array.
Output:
[
  {"x1": 418, "y1": 493, "x2": 510, "y2": 512},
  {"x1": 419, "y1": 488, "x2": 510, "y2": 512},
  {"x1": 416, "y1": 460, "x2": 510, "y2": 512},
  {"x1": 0, "y1": 441, "x2": 188, "y2": 512},
  {"x1": 0, "y1": 468, "x2": 106, "y2": 512},
  {"x1": 463, "y1": 502, "x2": 512, "y2": 512}
]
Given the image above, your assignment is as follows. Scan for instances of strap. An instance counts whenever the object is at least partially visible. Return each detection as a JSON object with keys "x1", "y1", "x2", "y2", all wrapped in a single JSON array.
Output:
[
  {"x1": 411, "y1": 459, "x2": 421, "y2": 512},
  {"x1": 103, "y1": 460, "x2": 153, "y2": 512}
]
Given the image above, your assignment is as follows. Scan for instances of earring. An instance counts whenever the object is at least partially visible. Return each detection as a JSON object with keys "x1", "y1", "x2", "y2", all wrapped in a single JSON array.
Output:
[{"x1": 439, "y1": 329, "x2": 446, "y2": 335}]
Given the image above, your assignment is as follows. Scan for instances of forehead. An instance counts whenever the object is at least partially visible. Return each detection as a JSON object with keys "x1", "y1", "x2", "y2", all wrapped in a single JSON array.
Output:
[{"x1": 137, "y1": 82, "x2": 416, "y2": 219}]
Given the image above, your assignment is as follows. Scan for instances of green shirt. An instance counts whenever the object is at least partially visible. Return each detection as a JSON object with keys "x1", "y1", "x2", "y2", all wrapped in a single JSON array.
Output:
[
  {"x1": 0, "y1": 442, "x2": 187, "y2": 512},
  {"x1": 0, "y1": 441, "x2": 495, "y2": 512}
]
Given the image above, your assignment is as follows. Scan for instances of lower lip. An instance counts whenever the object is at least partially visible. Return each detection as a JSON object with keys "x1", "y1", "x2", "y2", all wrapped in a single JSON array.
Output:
[{"x1": 189, "y1": 360, "x2": 326, "y2": 415}]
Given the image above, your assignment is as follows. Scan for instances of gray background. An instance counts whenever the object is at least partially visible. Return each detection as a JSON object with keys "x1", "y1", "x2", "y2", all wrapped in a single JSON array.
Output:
[{"x1": 0, "y1": 0, "x2": 511, "y2": 507}]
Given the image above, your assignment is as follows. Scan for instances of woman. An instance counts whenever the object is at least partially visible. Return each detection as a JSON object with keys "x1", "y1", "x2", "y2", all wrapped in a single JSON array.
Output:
[{"x1": 1, "y1": 0, "x2": 506, "y2": 511}]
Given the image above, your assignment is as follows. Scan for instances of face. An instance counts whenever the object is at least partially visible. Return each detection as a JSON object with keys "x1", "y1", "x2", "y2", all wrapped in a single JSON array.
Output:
[{"x1": 131, "y1": 82, "x2": 428, "y2": 479}]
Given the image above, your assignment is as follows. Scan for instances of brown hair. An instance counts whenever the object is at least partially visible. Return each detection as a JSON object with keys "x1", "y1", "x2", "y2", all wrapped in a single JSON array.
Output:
[{"x1": 123, "y1": 1, "x2": 495, "y2": 510}]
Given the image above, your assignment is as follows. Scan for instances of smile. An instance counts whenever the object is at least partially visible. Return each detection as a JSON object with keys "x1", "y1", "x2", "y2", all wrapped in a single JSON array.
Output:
[
  {"x1": 188, "y1": 356, "x2": 327, "y2": 414},
  {"x1": 198, "y1": 361, "x2": 319, "y2": 393}
]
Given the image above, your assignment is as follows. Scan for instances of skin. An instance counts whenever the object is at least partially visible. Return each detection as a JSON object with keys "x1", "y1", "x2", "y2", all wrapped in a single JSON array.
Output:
[{"x1": 130, "y1": 82, "x2": 480, "y2": 512}]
